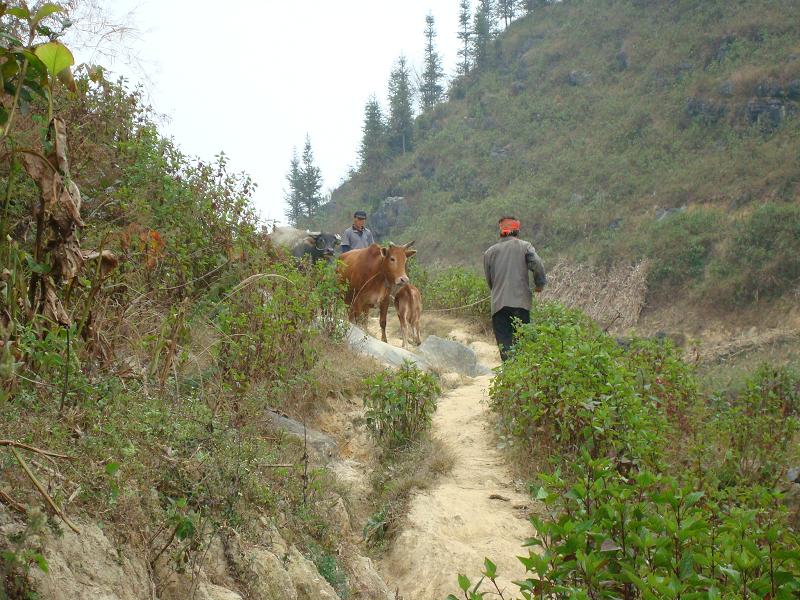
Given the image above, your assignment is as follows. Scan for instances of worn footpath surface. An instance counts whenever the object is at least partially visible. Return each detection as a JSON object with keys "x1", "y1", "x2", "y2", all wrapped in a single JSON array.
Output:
[{"x1": 374, "y1": 318, "x2": 534, "y2": 599}]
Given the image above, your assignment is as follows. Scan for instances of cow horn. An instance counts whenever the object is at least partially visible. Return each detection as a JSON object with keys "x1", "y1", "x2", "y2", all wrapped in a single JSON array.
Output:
[
  {"x1": 307, "y1": 231, "x2": 321, "y2": 237},
  {"x1": 389, "y1": 242, "x2": 397, "y2": 248},
  {"x1": 335, "y1": 234, "x2": 341, "y2": 241},
  {"x1": 404, "y1": 240, "x2": 415, "y2": 249}
]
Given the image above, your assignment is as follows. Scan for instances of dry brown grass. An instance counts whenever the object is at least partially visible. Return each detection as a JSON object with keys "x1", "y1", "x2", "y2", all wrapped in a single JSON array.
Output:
[{"x1": 541, "y1": 260, "x2": 649, "y2": 333}]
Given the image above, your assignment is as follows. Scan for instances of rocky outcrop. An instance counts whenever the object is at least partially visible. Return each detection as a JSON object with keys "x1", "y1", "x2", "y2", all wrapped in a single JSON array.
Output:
[
  {"x1": 2, "y1": 500, "x2": 392, "y2": 600},
  {"x1": 28, "y1": 518, "x2": 151, "y2": 600},
  {"x1": 265, "y1": 410, "x2": 339, "y2": 460},
  {"x1": 369, "y1": 196, "x2": 414, "y2": 242}
]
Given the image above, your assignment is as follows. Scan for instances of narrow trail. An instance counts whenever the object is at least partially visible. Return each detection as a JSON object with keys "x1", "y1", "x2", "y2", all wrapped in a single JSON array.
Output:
[{"x1": 376, "y1": 318, "x2": 534, "y2": 599}]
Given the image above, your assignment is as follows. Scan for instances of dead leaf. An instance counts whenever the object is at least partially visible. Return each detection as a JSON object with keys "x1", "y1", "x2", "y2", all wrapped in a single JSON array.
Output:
[
  {"x1": 600, "y1": 539, "x2": 622, "y2": 552},
  {"x1": 81, "y1": 249, "x2": 119, "y2": 278},
  {"x1": 43, "y1": 279, "x2": 70, "y2": 326}
]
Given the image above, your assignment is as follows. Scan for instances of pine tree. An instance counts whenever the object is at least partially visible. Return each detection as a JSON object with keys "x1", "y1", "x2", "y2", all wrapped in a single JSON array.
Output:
[
  {"x1": 359, "y1": 95, "x2": 387, "y2": 172},
  {"x1": 456, "y1": 0, "x2": 472, "y2": 76},
  {"x1": 387, "y1": 55, "x2": 415, "y2": 156},
  {"x1": 299, "y1": 135, "x2": 322, "y2": 218},
  {"x1": 498, "y1": 0, "x2": 516, "y2": 28},
  {"x1": 419, "y1": 13, "x2": 444, "y2": 111},
  {"x1": 472, "y1": 0, "x2": 497, "y2": 69},
  {"x1": 520, "y1": 0, "x2": 547, "y2": 14},
  {"x1": 284, "y1": 148, "x2": 303, "y2": 225}
]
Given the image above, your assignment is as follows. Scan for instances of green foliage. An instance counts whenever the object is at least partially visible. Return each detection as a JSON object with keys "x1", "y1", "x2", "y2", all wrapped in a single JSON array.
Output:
[
  {"x1": 0, "y1": 511, "x2": 49, "y2": 600},
  {"x1": 490, "y1": 303, "x2": 667, "y2": 467},
  {"x1": 411, "y1": 264, "x2": 490, "y2": 319},
  {"x1": 502, "y1": 459, "x2": 800, "y2": 598},
  {"x1": 707, "y1": 202, "x2": 800, "y2": 305},
  {"x1": 455, "y1": 303, "x2": 800, "y2": 598},
  {"x1": 0, "y1": 23, "x2": 351, "y2": 586},
  {"x1": 359, "y1": 95, "x2": 388, "y2": 173},
  {"x1": 387, "y1": 55, "x2": 415, "y2": 156},
  {"x1": 309, "y1": 545, "x2": 349, "y2": 598},
  {"x1": 420, "y1": 14, "x2": 444, "y2": 111},
  {"x1": 364, "y1": 361, "x2": 440, "y2": 448},
  {"x1": 711, "y1": 364, "x2": 800, "y2": 487},
  {"x1": 646, "y1": 210, "x2": 721, "y2": 289}
]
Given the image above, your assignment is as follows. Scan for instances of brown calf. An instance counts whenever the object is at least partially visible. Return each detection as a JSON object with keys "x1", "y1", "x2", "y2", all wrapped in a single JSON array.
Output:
[
  {"x1": 339, "y1": 242, "x2": 416, "y2": 342},
  {"x1": 394, "y1": 283, "x2": 422, "y2": 348}
]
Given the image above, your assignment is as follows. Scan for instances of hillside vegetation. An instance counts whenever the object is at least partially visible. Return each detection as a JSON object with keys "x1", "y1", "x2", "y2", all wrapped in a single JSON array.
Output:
[
  {"x1": 325, "y1": 0, "x2": 800, "y2": 310},
  {"x1": 1, "y1": 6, "x2": 375, "y2": 597}
]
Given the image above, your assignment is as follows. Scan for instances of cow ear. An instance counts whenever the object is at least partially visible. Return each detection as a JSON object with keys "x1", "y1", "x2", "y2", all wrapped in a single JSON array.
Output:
[
  {"x1": 380, "y1": 247, "x2": 388, "y2": 258},
  {"x1": 405, "y1": 249, "x2": 417, "y2": 258}
]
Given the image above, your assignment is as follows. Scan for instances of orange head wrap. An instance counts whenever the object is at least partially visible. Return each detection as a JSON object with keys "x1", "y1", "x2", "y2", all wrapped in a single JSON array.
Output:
[{"x1": 499, "y1": 218, "x2": 521, "y2": 236}]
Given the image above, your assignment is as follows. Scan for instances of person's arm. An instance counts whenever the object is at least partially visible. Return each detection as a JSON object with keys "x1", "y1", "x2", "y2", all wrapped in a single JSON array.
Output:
[
  {"x1": 366, "y1": 229, "x2": 375, "y2": 245},
  {"x1": 341, "y1": 229, "x2": 352, "y2": 253},
  {"x1": 483, "y1": 252, "x2": 493, "y2": 290},
  {"x1": 525, "y1": 244, "x2": 546, "y2": 291}
]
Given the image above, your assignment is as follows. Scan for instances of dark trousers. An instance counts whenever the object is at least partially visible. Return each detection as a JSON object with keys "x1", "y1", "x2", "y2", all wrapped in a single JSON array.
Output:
[{"x1": 492, "y1": 307, "x2": 530, "y2": 362}]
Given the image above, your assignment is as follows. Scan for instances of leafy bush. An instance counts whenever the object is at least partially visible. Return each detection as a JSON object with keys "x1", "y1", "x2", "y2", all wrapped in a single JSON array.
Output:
[
  {"x1": 454, "y1": 304, "x2": 800, "y2": 598},
  {"x1": 711, "y1": 364, "x2": 800, "y2": 487},
  {"x1": 646, "y1": 210, "x2": 721, "y2": 290},
  {"x1": 410, "y1": 265, "x2": 490, "y2": 319},
  {"x1": 490, "y1": 303, "x2": 667, "y2": 468},
  {"x1": 707, "y1": 203, "x2": 800, "y2": 305},
  {"x1": 456, "y1": 456, "x2": 800, "y2": 599},
  {"x1": 364, "y1": 361, "x2": 440, "y2": 447}
]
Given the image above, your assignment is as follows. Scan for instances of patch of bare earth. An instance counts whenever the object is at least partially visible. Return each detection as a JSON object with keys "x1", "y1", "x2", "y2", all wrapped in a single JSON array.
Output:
[{"x1": 367, "y1": 314, "x2": 534, "y2": 599}]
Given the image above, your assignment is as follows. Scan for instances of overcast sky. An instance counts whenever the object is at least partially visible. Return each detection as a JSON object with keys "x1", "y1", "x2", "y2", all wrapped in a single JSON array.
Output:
[{"x1": 71, "y1": 1, "x2": 463, "y2": 225}]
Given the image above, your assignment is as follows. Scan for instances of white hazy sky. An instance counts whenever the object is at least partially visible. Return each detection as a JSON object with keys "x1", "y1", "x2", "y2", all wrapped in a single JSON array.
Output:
[{"x1": 71, "y1": 1, "x2": 463, "y2": 225}]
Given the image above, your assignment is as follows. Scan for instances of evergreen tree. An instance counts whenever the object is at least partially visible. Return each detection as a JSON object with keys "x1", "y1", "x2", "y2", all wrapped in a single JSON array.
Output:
[
  {"x1": 359, "y1": 95, "x2": 388, "y2": 172},
  {"x1": 284, "y1": 148, "x2": 303, "y2": 225},
  {"x1": 299, "y1": 135, "x2": 322, "y2": 218},
  {"x1": 387, "y1": 55, "x2": 415, "y2": 156},
  {"x1": 498, "y1": 0, "x2": 516, "y2": 28},
  {"x1": 419, "y1": 13, "x2": 444, "y2": 111},
  {"x1": 520, "y1": 0, "x2": 547, "y2": 14},
  {"x1": 456, "y1": 0, "x2": 472, "y2": 76},
  {"x1": 472, "y1": 0, "x2": 497, "y2": 69}
]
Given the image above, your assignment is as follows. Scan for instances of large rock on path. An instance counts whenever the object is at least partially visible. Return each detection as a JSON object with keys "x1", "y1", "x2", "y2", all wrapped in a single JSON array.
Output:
[
  {"x1": 346, "y1": 324, "x2": 431, "y2": 370},
  {"x1": 416, "y1": 335, "x2": 493, "y2": 377}
]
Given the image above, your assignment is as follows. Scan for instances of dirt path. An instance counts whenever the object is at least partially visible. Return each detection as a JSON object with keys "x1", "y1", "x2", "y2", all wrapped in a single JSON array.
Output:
[{"x1": 377, "y1": 318, "x2": 533, "y2": 599}]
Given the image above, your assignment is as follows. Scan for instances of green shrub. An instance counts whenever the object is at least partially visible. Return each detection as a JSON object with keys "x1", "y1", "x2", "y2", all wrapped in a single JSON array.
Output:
[
  {"x1": 490, "y1": 303, "x2": 667, "y2": 468},
  {"x1": 711, "y1": 364, "x2": 800, "y2": 486},
  {"x1": 364, "y1": 361, "x2": 440, "y2": 448},
  {"x1": 455, "y1": 306, "x2": 800, "y2": 599},
  {"x1": 707, "y1": 203, "x2": 800, "y2": 305},
  {"x1": 455, "y1": 456, "x2": 800, "y2": 599},
  {"x1": 646, "y1": 210, "x2": 722, "y2": 289},
  {"x1": 624, "y1": 337, "x2": 699, "y2": 434},
  {"x1": 410, "y1": 265, "x2": 490, "y2": 319}
]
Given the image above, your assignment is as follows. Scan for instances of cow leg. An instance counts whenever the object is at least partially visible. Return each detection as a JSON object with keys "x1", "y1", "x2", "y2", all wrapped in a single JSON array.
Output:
[
  {"x1": 379, "y1": 295, "x2": 390, "y2": 343},
  {"x1": 398, "y1": 311, "x2": 407, "y2": 348}
]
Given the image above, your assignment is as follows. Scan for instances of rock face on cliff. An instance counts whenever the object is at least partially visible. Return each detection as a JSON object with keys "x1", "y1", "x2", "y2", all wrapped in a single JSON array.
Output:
[{"x1": 368, "y1": 196, "x2": 414, "y2": 242}]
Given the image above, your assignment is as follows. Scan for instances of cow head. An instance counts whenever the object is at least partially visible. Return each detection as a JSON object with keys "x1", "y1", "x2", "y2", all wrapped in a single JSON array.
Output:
[
  {"x1": 305, "y1": 231, "x2": 341, "y2": 259},
  {"x1": 380, "y1": 241, "x2": 416, "y2": 286}
]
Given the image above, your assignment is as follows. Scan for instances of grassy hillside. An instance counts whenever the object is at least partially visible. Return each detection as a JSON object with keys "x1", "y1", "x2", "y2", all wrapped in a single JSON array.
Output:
[{"x1": 325, "y1": 0, "x2": 800, "y2": 310}]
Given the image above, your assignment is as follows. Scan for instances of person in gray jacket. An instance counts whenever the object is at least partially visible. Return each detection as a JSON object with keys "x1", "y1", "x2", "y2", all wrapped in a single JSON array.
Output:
[
  {"x1": 483, "y1": 216, "x2": 546, "y2": 361},
  {"x1": 341, "y1": 210, "x2": 375, "y2": 252}
]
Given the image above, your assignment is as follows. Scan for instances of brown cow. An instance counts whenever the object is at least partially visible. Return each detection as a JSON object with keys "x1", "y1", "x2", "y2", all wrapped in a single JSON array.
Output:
[
  {"x1": 339, "y1": 242, "x2": 416, "y2": 342},
  {"x1": 394, "y1": 283, "x2": 422, "y2": 348}
]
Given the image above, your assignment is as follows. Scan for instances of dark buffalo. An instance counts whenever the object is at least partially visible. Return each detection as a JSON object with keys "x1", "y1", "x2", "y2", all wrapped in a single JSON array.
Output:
[{"x1": 269, "y1": 227, "x2": 341, "y2": 262}]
